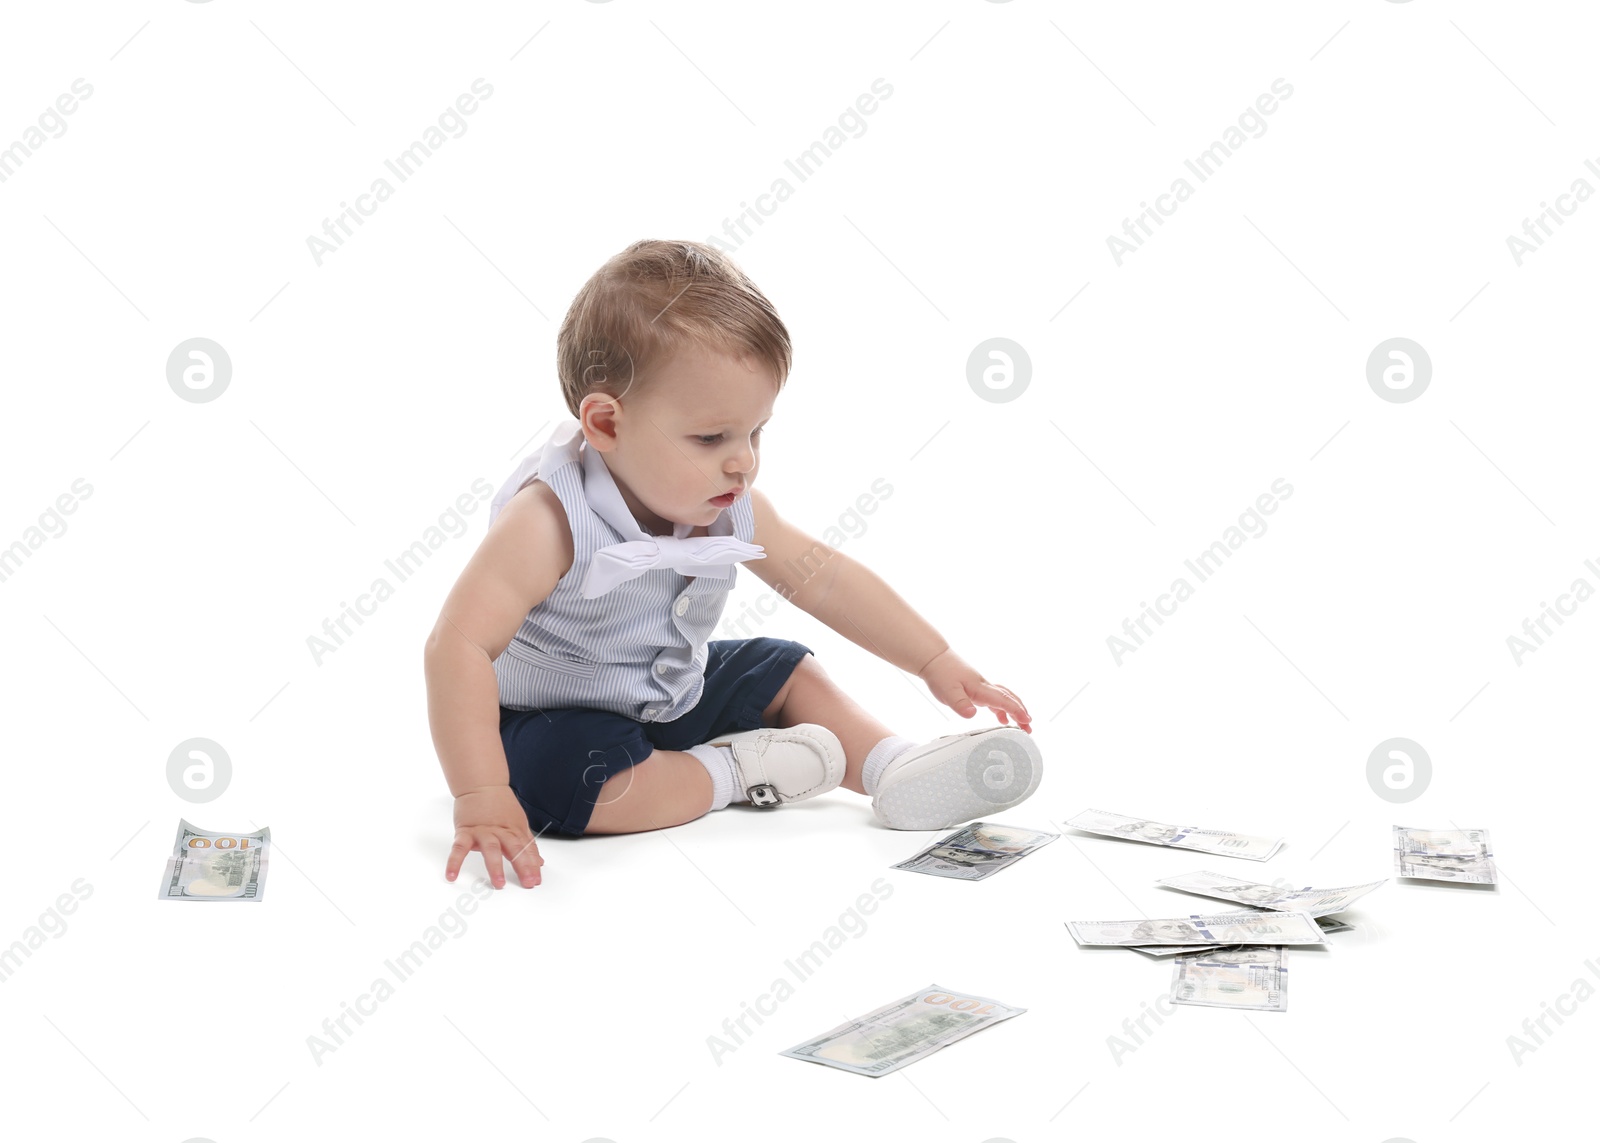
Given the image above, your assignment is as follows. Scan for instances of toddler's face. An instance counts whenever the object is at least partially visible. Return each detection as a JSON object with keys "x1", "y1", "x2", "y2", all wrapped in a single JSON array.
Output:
[{"x1": 581, "y1": 343, "x2": 778, "y2": 533}]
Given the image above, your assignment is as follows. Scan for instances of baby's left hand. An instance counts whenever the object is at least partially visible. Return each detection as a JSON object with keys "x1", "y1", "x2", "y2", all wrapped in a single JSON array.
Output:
[{"x1": 918, "y1": 649, "x2": 1032, "y2": 733}]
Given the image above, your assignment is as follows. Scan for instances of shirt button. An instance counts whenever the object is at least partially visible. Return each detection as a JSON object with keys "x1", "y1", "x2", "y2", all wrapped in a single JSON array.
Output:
[
  {"x1": 655, "y1": 662, "x2": 669, "y2": 675},
  {"x1": 674, "y1": 597, "x2": 689, "y2": 617}
]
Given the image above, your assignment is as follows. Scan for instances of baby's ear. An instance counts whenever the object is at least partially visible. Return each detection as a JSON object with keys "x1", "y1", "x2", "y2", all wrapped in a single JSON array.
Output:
[{"x1": 578, "y1": 395, "x2": 623, "y2": 447}]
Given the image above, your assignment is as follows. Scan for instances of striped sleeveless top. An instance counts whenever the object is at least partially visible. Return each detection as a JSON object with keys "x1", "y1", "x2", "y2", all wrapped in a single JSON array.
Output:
[{"x1": 490, "y1": 420, "x2": 761, "y2": 723}]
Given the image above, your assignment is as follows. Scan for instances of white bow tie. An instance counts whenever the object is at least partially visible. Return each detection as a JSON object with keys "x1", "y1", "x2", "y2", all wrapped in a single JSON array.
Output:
[
  {"x1": 579, "y1": 531, "x2": 766, "y2": 600},
  {"x1": 489, "y1": 420, "x2": 765, "y2": 600}
]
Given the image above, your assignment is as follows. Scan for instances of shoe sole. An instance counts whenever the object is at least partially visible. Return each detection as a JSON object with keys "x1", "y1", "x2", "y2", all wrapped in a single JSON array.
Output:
[{"x1": 872, "y1": 726, "x2": 1043, "y2": 830}]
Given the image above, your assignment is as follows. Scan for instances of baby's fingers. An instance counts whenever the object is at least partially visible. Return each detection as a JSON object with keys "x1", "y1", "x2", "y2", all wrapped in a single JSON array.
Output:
[
  {"x1": 476, "y1": 833, "x2": 510, "y2": 889},
  {"x1": 974, "y1": 682, "x2": 1032, "y2": 732},
  {"x1": 445, "y1": 834, "x2": 474, "y2": 882},
  {"x1": 504, "y1": 832, "x2": 545, "y2": 888}
]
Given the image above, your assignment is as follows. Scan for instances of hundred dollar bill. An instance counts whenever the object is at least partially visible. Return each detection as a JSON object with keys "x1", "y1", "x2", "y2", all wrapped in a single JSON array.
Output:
[
  {"x1": 157, "y1": 818, "x2": 270, "y2": 901},
  {"x1": 892, "y1": 821, "x2": 1058, "y2": 881},
  {"x1": 1393, "y1": 825, "x2": 1497, "y2": 884},
  {"x1": 1066, "y1": 910, "x2": 1325, "y2": 947},
  {"x1": 780, "y1": 984, "x2": 1025, "y2": 1077},
  {"x1": 1063, "y1": 808, "x2": 1284, "y2": 861},
  {"x1": 1129, "y1": 910, "x2": 1348, "y2": 955},
  {"x1": 1154, "y1": 870, "x2": 1385, "y2": 916},
  {"x1": 1128, "y1": 907, "x2": 1247, "y2": 956},
  {"x1": 1170, "y1": 945, "x2": 1288, "y2": 1012}
]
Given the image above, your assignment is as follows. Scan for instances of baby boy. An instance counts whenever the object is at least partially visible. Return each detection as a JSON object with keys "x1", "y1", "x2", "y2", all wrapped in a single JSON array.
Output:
[{"x1": 425, "y1": 239, "x2": 1043, "y2": 890}]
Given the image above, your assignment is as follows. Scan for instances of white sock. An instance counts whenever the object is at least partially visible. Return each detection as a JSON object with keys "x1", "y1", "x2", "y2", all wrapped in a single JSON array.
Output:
[
  {"x1": 687, "y1": 743, "x2": 743, "y2": 811},
  {"x1": 862, "y1": 734, "x2": 918, "y2": 797}
]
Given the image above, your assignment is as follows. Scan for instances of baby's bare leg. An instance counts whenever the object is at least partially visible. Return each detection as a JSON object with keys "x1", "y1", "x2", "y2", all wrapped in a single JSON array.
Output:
[
  {"x1": 585, "y1": 750, "x2": 712, "y2": 834},
  {"x1": 760, "y1": 653, "x2": 896, "y2": 795},
  {"x1": 586, "y1": 654, "x2": 893, "y2": 833}
]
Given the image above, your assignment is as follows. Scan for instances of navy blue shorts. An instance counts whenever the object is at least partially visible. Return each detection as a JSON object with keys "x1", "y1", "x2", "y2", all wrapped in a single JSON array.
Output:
[{"x1": 499, "y1": 637, "x2": 814, "y2": 837}]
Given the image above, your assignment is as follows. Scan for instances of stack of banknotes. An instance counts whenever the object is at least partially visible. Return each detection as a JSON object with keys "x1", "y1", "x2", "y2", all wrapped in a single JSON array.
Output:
[
  {"x1": 1057, "y1": 811, "x2": 1496, "y2": 1012},
  {"x1": 1059, "y1": 809, "x2": 1381, "y2": 1012},
  {"x1": 1065, "y1": 881, "x2": 1384, "y2": 1012}
]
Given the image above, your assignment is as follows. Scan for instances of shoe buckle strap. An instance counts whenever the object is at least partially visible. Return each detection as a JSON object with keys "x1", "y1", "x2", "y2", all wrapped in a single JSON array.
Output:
[
  {"x1": 734, "y1": 740, "x2": 781, "y2": 808},
  {"x1": 747, "y1": 783, "x2": 781, "y2": 807}
]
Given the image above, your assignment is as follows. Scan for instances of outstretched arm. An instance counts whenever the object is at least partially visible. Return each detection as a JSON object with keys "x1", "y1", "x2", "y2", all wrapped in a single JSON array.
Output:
[{"x1": 746, "y1": 490, "x2": 1031, "y2": 731}]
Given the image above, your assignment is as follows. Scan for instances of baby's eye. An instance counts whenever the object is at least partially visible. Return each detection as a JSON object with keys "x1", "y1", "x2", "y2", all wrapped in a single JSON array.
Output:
[{"x1": 695, "y1": 427, "x2": 764, "y2": 446}]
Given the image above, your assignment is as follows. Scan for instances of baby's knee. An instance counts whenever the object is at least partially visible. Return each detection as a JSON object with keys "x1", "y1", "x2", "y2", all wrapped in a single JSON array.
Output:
[
  {"x1": 585, "y1": 748, "x2": 708, "y2": 834},
  {"x1": 761, "y1": 652, "x2": 820, "y2": 724}
]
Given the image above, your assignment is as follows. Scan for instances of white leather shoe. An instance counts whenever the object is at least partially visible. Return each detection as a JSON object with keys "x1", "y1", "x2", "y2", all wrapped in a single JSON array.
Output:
[
  {"x1": 872, "y1": 726, "x2": 1043, "y2": 830},
  {"x1": 703, "y1": 723, "x2": 846, "y2": 807}
]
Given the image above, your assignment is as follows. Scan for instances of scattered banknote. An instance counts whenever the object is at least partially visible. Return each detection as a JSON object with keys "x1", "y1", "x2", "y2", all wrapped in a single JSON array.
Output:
[
  {"x1": 157, "y1": 819, "x2": 270, "y2": 901},
  {"x1": 780, "y1": 985, "x2": 1025, "y2": 1077},
  {"x1": 892, "y1": 821, "x2": 1059, "y2": 881},
  {"x1": 1393, "y1": 826, "x2": 1497, "y2": 884},
  {"x1": 1063, "y1": 808, "x2": 1284, "y2": 861},
  {"x1": 1066, "y1": 910, "x2": 1325, "y2": 947},
  {"x1": 1128, "y1": 911, "x2": 1349, "y2": 956},
  {"x1": 1154, "y1": 870, "x2": 1386, "y2": 916},
  {"x1": 1170, "y1": 945, "x2": 1289, "y2": 1012},
  {"x1": 1127, "y1": 909, "x2": 1254, "y2": 955}
]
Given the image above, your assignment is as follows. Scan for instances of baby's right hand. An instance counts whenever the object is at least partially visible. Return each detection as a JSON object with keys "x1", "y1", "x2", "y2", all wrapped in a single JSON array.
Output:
[{"x1": 447, "y1": 786, "x2": 544, "y2": 889}]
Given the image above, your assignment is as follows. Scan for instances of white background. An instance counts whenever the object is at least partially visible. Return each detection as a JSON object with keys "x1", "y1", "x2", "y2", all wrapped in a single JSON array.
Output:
[{"x1": 1, "y1": 2, "x2": 1596, "y2": 1141}]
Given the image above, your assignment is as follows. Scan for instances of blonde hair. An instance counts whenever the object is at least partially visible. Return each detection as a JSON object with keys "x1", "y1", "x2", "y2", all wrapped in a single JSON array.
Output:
[{"x1": 556, "y1": 240, "x2": 791, "y2": 417}]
